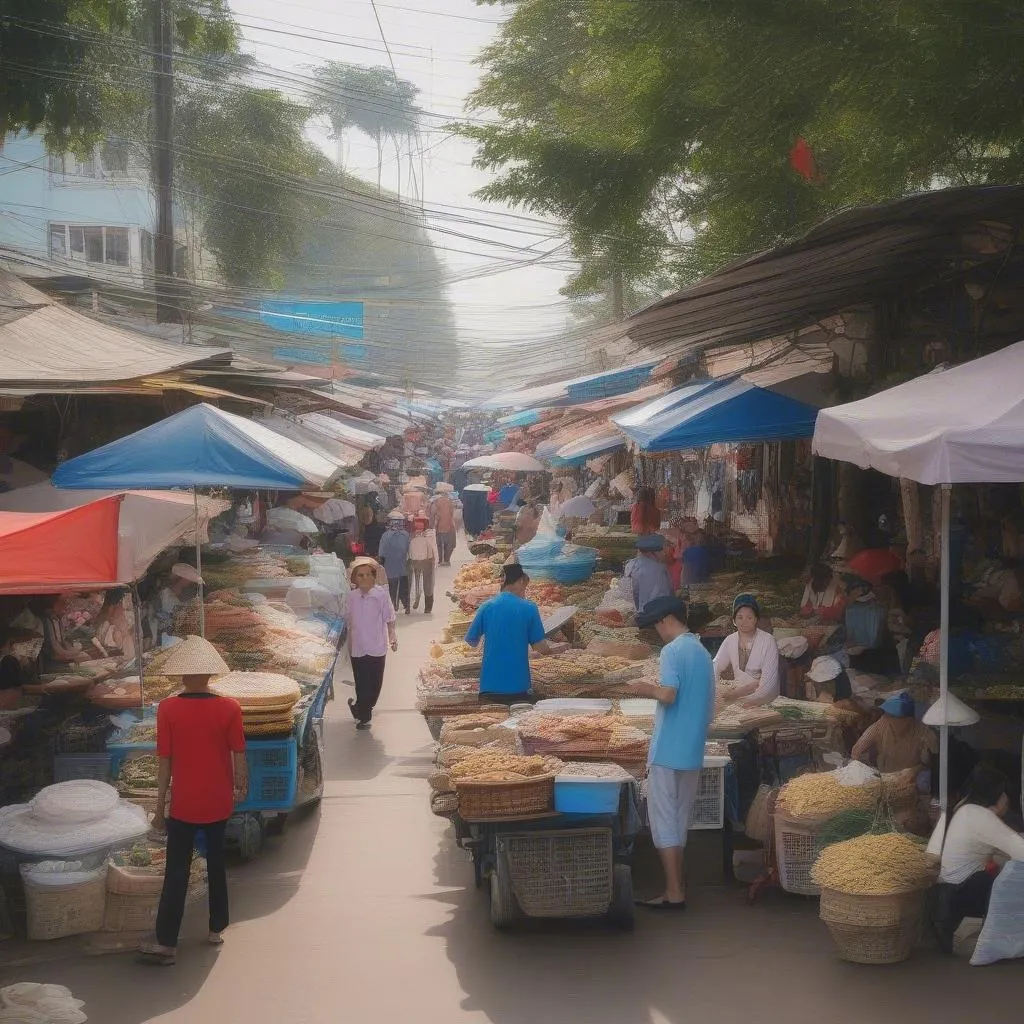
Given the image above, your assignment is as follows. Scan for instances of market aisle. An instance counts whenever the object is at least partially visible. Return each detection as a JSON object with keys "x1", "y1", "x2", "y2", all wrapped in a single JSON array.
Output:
[{"x1": 6, "y1": 541, "x2": 1024, "y2": 1023}]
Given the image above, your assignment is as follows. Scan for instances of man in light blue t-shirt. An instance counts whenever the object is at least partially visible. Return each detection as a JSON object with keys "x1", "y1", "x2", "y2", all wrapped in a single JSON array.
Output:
[
  {"x1": 628, "y1": 596, "x2": 715, "y2": 910},
  {"x1": 466, "y1": 563, "x2": 564, "y2": 704}
]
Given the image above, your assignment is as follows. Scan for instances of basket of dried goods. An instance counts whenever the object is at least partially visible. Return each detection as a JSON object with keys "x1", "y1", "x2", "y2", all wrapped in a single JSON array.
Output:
[
  {"x1": 812, "y1": 831, "x2": 938, "y2": 964},
  {"x1": 449, "y1": 752, "x2": 561, "y2": 820}
]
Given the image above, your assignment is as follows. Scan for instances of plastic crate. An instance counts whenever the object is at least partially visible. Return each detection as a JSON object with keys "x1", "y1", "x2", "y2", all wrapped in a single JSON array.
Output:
[
  {"x1": 554, "y1": 777, "x2": 623, "y2": 814},
  {"x1": 53, "y1": 754, "x2": 112, "y2": 783},
  {"x1": 690, "y1": 757, "x2": 730, "y2": 830},
  {"x1": 236, "y1": 739, "x2": 297, "y2": 812},
  {"x1": 774, "y1": 812, "x2": 822, "y2": 896}
]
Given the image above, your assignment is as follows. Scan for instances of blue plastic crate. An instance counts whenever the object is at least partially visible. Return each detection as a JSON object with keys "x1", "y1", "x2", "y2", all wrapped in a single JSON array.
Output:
[
  {"x1": 236, "y1": 739, "x2": 297, "y2": 812},
  {"x1": 554, "y1": 776, "x2": 623, "y2": 814},
  {"x1": 53, "y1": 753, "x2": 112, "y2": 783}
]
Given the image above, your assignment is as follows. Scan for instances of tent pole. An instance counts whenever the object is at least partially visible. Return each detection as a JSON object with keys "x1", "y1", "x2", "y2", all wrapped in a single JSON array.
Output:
[
  {"x1": 939, "y1": 484, "x2": 951, "y2": 813},
  {"x1": 194, "y1": 489, "x2": 205, "y2": 637},
  {"x1": 131, "y1": 583, "x2": 145, "y2": 712}
]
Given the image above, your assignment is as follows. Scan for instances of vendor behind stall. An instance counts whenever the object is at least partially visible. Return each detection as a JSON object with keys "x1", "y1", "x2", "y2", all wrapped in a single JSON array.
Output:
[
  {"x1": 931, "y1": 766, "x2": 1024, "y2": 955},
  {"x1": 465, "y1": 564, "x2": 565, "y2": 705},
  {"x1": 851, "y1": 691, "x2": 936, "y2": 774},
  {"x1": 94, "y1": 588, "x2": 136, "y2": 664},
  {"x1": 713, "y1": 594, "x2": 780, "y2": 707},
  {"x1": 39, "y1": 594, "x2": 88, "y2": 667},
  {"x1": 154, "y1": 564, "x2": 202, "y2": 638},
  {"x1": 799, "y1": 564, "x2": 845, "y2": 622},
  {"x1": 624, "y1": 534, "x2": 674, "y2": 612}
]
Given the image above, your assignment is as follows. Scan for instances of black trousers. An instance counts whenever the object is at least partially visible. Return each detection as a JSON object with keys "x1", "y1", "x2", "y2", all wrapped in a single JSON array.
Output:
[
  {"x1": 388, "y1": 575, "x2": 410, "y2": 612},
  {"x1": 351, "y1": 654, "x2": 386, "y2": 723},
  {"x1": 935, "y1": 870, "x2": 996, "y2": 935},
  {"x1": 156, "y1": 817, "x2": 229, "y2": 947}
]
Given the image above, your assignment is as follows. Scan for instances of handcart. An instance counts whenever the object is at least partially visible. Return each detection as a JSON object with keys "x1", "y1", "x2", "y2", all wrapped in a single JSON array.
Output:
[
  {"x1": 226, "y1": 624, "x2": 342, "y2": 860},
  {"x1": 455, "y1": 785, "x2": 640, "y2": 930}
]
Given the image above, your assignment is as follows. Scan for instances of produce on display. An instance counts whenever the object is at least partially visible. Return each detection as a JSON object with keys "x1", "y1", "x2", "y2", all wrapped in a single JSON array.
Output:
[
  {"x1": 776, "y1": 769, "x2": 918, "y2": 821},
  {"x1": 811, "y1": 832, "x2": 937, "y2": 895},
  {"x1": 448, "y1": 752, "x2": 559, "y2": 782}
]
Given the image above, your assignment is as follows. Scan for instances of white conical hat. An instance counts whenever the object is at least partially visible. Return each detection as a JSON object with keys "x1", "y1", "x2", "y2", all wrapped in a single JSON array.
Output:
[
  {"x1": 922, "y1": 691, "x2": 980, "y2": 727},
  {"x1": 160, "y1": 636, "x2": 230, "y2": 677}
]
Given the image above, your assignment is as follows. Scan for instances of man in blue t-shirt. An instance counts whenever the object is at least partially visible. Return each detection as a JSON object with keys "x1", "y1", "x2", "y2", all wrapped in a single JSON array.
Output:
[
  {"x1": 628, "y1": 596, "x2": 715, "y2": 910},
  {"x1": 466, "y1": 563, "x2": 564, "y2": 704}
]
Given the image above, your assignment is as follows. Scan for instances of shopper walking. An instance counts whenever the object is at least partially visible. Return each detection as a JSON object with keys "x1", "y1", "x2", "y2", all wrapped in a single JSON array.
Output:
[
  {"x1": 408, "y1": 514, "x2": 438, "y2": 613},
  {"x1": 628, "y1": 597, "x2": 715, "y2": 909},
  {"x1": 139, "y1": 636, "x2": 247, "y2": 965},
  {"x1": 431, "y1": 485, "x2": 457, "y2": 566},
  {"x1": 346, "y1": 557, "x2": 398, "y2": 729},
  {"x1": 378, "y1": 510, "x2": 412, "y2": 613}
]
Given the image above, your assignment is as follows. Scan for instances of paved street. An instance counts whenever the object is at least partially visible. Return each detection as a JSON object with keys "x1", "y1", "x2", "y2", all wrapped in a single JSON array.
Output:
[{"x1": 2, "y1": 551, "x2": 1022, "y2": 1023}]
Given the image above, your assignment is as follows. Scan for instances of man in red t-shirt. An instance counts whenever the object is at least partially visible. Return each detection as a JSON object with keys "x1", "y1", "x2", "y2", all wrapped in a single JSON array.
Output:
[{"x1": 139, "y1": 637, "x2": 247, "y2": 965}]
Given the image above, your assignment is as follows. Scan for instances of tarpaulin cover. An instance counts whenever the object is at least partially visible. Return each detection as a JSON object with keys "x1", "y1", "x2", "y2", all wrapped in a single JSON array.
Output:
[
  {"x1": 0, "y1": 496, "x2": 120, "y2": 593},
  {"x1": 613, "y1": 378, "x2": 819, "y2": 451},
  {"x1": 0, "y1": 484, "x2": 228, "y2": 582},
  {"x1": 498, "y1": 409, "x2": 541, "y2": 428},
  {"x1": 52, "y1": 403, "x2": 334, "y2": 490},
  {"x1": 812, "y1": 341, "x2": 1024, "y2": 485}
]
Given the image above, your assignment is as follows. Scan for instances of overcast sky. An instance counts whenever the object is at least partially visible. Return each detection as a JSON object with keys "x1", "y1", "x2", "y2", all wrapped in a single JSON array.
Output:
[{"x1": 231, "y1": 0, "x2": 575, "y2": 343}]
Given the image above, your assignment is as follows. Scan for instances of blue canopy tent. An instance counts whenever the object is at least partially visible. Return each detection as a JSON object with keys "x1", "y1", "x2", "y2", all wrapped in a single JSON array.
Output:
[
  {"x1": 612, "y1": 378, "x2": 820, "y2": 451},
  {"x1": 497, "y1": 409, "x2": 541, "y2": 428},
  {"x1": 53, "y1": 403, "x2": 338, "y2": 633}
]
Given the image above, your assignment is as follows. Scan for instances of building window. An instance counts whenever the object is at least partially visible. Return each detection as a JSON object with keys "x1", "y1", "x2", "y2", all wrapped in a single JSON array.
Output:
[
  {"x1": 49, "y1": 140, "x2": 136, "y2": 181},
  {"x1": 141, "y1": 229, "x2": 154, "y2": 273},
  {"x1": 48, "y1": 224, "x2": 133, "y2": 268}
]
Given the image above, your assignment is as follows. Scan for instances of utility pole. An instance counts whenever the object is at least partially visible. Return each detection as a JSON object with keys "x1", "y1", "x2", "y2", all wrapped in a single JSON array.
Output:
[
  {"x1": 610, "y1": 268, "x2": 624, "y2": 321},
  {"x1": 153, "y1": 0, "x2": 179, "y2": 323}
]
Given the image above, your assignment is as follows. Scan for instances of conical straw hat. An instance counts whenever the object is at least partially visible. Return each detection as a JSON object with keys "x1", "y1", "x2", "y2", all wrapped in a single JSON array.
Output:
[{"x1": 160, "y1": 636, "x2": 231, "y2": 677}]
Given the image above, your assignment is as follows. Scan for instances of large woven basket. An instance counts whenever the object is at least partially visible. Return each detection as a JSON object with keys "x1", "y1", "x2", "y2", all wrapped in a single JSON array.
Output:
[
  {"x1": 102, "y1": 879, "x2": 207, "y2": 933},
  {"x1": 819, "y1": 887, "x2": 926, "y2": 964},
  {"x1": 24, "y1": 872, "x2": 106, "y2": 940},
  {"x1": 453, "y1": 774, "x2": 555, "y2": 820}
]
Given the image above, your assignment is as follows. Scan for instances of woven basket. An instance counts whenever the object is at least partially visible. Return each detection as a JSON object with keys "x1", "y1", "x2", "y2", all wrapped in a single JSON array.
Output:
[
  {"x1": 819, "y1": 887, "x2": 926, "y2": 964},
  {"x1": 428, "y1": 770, "x2": 454, "y2": 794},
  {"x1": 102, "y1": 879, "x2": 207, "y2": 934},
  {"x1": 24, "y1": 872, "x2": 106, "y2": 940},
  {"x1": 430, "y1": 792, "x2": 460, "y2": 819},
  {"x1": 453, "y1": 774, "x2": 555, "y2": 820}
]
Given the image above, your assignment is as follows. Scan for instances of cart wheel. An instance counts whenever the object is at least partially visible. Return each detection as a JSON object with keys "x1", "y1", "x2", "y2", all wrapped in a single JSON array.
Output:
[
  {"x1": 265, "y1": 813, "x2": 287, "y2": 837},
  {"x1": 236, "y1": 814, "x2": 264, "y2": 862},
  {"x1": 608, "y1": 864, "x2": 635, "y2": 930},
  {"x1": 489, "y1": 866, "x2": 520, "y2": 930}
]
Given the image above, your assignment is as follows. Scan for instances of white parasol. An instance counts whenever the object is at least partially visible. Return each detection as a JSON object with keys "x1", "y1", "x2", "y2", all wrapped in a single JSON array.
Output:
[
  {"x1": 462, "y1": 452, "x2": 546, "y2": 472},
  {"x1": 267, "y1": 507, "x2": 319, "y2": 534},
  {"x1": 313, "y1": 498, "x2": 357, "y2": 524},
  {"x1": 557, "y1": 495, "x2": 596, "y2": 520}
]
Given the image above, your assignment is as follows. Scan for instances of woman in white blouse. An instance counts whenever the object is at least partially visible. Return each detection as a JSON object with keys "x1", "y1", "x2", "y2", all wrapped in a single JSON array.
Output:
[{"x1": 713, "y1": 594, "x2": 780, "y2": 707}]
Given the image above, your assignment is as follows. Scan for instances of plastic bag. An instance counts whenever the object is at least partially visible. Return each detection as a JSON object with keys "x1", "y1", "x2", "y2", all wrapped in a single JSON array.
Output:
[{"x1": 970, "y1": 860, "x2": 1024, "y2": 966}]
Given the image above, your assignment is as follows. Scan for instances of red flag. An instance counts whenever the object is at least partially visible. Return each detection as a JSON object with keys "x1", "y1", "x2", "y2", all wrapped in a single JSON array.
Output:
[{"x1": 789, "y1": 137, "x2": 817, "y2": 181}]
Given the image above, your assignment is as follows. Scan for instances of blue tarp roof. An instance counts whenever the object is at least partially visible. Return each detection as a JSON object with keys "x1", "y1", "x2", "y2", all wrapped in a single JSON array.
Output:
[
  {"x1": 497, "y1": 409, "x2": 541, "y2": 428},
  {"x1": 52, "y1": 403, "x2": 336, "y2": 490},
  {"x1": 612, "y1": 379, "x2": 819, "y2": 452}
]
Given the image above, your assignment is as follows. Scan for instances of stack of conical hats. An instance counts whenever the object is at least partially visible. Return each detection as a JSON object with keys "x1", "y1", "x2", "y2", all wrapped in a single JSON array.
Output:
[{"x1": 209, "y1": 672, "x2": 302, "y2": 737}]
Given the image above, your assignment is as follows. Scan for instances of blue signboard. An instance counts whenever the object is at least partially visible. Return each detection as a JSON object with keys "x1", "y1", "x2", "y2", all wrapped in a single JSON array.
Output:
[
  {"x1": 271, "y1": 346, "x2": 333, "y2": 365},
  {"x1": 259, "y1": 299, "x2": 364, "y2": 339}
]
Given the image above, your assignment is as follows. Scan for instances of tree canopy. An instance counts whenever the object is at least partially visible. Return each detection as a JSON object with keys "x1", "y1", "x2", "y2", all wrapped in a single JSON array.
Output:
[{"x1": 463, "y1": 0, "x2": 1024, "y2": 302}]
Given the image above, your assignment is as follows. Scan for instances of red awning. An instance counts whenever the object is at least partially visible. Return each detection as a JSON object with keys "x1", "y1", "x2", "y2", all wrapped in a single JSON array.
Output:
[{"x1": 0, "y1": 496, "x2": 122, "y2": 594}]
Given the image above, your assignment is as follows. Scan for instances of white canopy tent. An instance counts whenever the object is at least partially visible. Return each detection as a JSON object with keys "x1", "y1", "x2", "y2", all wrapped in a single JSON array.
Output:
[{"x1": 813, "y1": 340, "x2": 1024, "y2": 825}]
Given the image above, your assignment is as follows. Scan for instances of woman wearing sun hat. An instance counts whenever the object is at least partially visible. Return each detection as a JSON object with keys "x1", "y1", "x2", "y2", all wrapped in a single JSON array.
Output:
[
  {"x1": 139, "y1": 636, "x2": 245, "y2": 965},
  {"x1": 712, "y1": 594, "x2": 781, "y2": 708},
  {"x1": 346, "y1": 557, "x2": 398, "y2": 729}
]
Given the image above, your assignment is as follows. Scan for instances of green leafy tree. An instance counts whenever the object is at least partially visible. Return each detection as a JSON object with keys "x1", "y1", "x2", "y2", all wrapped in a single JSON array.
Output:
[
  {"x1": 308, "y1": 61, "x2": 421, "y2": 194},
  {"x1": 463, "y1": 0, "x2": 1024, "y2": 296}
]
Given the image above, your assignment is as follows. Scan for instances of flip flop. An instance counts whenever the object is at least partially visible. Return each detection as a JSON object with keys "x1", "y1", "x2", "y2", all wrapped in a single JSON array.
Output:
[{"x1": 636, "y1": 899, "x2": 687, "y2": 910}]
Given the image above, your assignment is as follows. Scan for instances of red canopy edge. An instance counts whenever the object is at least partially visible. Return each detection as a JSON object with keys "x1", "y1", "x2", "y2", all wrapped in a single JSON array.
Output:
[{"x1": 0, "y1": 495, "x2": 122, "y2": 594}]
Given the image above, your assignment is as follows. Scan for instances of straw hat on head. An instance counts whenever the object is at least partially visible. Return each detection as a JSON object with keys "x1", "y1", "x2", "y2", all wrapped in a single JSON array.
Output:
[
  {"x1": 349, "y1": 556, "x2": 386, "y2": 586},
  {"x1": 160, "y1": 636, "x2": 230, "y2": 677},
  {"x1": 171, "y1": 563, "x2": 203, "y2": 585}
]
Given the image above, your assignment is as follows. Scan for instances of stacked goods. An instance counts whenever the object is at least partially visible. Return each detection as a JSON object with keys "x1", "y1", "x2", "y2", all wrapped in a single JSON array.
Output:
[
  {"x1": 452, "y1": 560, "x2": 501, "y2": 594},
  {"x1": 812, "y1": 832, "x2": 938, "y2": 964},
  {"x1": 518, "y1": 711, "x2": 649, "y2": 761},
  {"x1": 448, "y1": 751, "x2": 562, "y2": 820},
  {"x1": 138, "y1": 647, "x2": 183, "y2": 702},
  {"x1": 529, "y1": 652, "x2": 641, "y2": 698},
  {"x1": 443, "y1": 612, "x2": 476, "y2": 644},
  {"x1": 556, "y1": 762, "x2": 633, "y2": 780},
  {"x1": 209, "y1": 672, "x2": 301, "y2": 737},
  {"x1": 200, "y1": 551, "x2": 294, "y2": 589},
  {"x1": 777, "y1": 768, "x2": 919, "y2": 822},
  {"x1": 710, "y1": 702, "x2": 784, "y2": 734}
]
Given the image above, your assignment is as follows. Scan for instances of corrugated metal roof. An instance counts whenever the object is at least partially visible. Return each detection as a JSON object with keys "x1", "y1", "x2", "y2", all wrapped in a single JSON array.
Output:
[
  {"x1": 0, "y1": 272, "x2": 231, "y2": 385},
  {"x1": 613, "y1": 185, "x2": 1024, "y2": 359}
]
